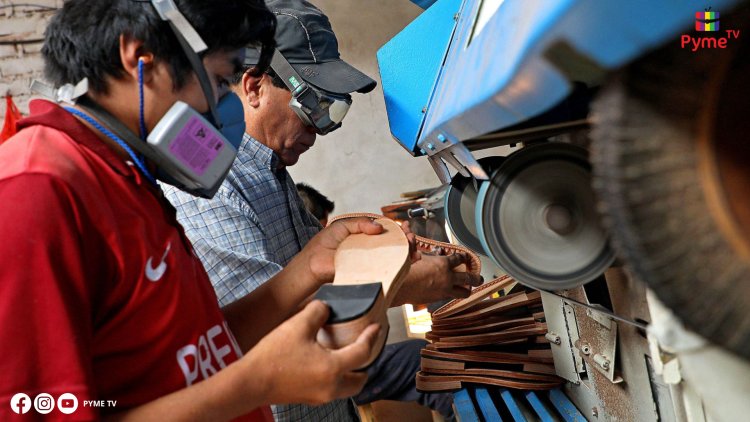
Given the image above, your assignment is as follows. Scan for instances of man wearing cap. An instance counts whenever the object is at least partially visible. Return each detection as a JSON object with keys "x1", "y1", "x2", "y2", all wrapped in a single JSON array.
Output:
[{"x1": 165, "y1": 0, "x2": 480, "y2": 420}]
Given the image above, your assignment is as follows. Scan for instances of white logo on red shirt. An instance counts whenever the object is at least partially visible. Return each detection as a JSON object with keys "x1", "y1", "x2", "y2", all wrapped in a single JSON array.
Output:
[
  {"x1": 146, "y1": 242, "x2": 171, "y2": 282},
  {"x1": 176, "y1": 322, "x2": 243, "y2": 386}
]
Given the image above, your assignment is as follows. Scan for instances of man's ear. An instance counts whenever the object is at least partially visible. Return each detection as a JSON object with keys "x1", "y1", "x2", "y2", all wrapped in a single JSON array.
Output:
[
  {"x1": 119, "y1": 34, "x2": 155, "y2": 82},
  {"x1": 242, "y1": 71, "x2": 263, "y2": 108}
]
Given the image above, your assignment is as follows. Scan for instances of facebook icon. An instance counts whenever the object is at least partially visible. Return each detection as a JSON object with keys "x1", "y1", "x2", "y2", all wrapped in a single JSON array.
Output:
[{"x1": 10, "y1": 393, "x2": 31, "y2": 414}]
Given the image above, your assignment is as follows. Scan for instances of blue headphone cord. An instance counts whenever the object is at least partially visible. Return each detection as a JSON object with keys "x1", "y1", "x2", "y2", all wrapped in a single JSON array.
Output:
[
  {"x1": 64, "y1": 106, "x2": 158, "y2": 186},
  {"x1": 138, "y1": 59, "x2": 148, "y2": 141}
]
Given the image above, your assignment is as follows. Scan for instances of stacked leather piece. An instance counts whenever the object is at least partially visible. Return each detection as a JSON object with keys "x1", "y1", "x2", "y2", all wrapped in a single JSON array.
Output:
[{"x1": 417, "y1": 276, "x2": 563, "y2": 392}]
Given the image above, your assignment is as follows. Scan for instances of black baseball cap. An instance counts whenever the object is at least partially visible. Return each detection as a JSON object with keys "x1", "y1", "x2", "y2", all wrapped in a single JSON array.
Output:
[{"x1": 244, "y1": 0, "x2": 377, "y2": 95}]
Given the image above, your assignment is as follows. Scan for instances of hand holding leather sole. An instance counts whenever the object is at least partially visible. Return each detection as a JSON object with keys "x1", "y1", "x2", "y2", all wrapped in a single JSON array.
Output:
[{"x1": 314, "y1": 217, "x2": 411, "y2": 369}]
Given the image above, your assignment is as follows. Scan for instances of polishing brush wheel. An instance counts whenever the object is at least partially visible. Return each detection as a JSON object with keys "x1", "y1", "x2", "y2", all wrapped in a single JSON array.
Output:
[{"x1": 590, "y1": 9, "x2": 750, "y2": 359}]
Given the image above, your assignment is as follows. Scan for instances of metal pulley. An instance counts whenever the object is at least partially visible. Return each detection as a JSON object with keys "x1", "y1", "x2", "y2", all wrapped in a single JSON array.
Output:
[{"x1": 444, "y1": 156, "x2": 505, "y2": 255}]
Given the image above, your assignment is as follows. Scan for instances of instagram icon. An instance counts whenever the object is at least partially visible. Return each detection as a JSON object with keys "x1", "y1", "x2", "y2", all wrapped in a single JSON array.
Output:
[{"x1": 34, "y1": 393, "x2": 55, "y2": 414}]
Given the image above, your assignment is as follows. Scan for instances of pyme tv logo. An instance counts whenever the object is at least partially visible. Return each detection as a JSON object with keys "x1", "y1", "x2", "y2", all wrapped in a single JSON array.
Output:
[
  {"x1": 695, "y1": 8, "x2": 720, "y2": 32},
  {"x1": 681, "y1": 7, "x2": 740, "y2": 51}
]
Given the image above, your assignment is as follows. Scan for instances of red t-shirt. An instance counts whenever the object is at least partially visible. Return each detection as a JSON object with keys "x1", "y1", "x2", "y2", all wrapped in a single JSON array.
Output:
[{"x1": 0, "y1": 100, "x2": 272, "y2": 421}]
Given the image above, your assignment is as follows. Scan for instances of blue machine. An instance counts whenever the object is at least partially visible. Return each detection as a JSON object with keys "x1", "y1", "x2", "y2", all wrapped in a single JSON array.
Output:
[
  {"x1": 377, "y1": 0, "x2": 744, "y2": 290},
  {"x1": 378, "y1": 1, "x2": 750, "y2": 415},
  {"x1": 378, "y1": 0, "x2": 739, "y2": 182}
]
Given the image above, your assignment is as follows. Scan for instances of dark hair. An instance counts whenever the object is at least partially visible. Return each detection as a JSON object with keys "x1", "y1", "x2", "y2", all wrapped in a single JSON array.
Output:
[
  {"x1": 265, "y1": 67, "x2": 289, "y2": 90},
  {"x1": 296, "y1": 183, "x2": 334, "y2": 221},
  {"x1": 43, "y1": 0, "x2": 276, "y2": 94},
  {"x1": 232, "y1": 64, "x2": 288, "y2": 90}
]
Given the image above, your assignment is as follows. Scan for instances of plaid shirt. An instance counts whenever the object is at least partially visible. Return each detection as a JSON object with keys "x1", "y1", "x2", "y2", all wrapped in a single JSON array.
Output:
[{"x1": 165, "y1": 134, "x2": 359, "y2": 422}]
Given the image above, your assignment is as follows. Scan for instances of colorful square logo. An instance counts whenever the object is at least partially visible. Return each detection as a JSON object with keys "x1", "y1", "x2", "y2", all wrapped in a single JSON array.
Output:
[{"x1": 695, "y1": 11, "x2": 720, "y2": 32}]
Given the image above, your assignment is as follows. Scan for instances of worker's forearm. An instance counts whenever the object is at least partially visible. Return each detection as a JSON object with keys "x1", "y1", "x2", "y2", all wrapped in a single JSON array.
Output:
[
  {"x1": 222, "y1": 250, "x2": 320, "y2": 352},
  {"x1": 104, "y1": 357, "x2": 265, "y2": 422}
]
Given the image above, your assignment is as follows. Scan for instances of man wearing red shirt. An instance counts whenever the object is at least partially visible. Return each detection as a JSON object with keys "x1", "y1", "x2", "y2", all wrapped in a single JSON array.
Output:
[{"x1": 0, "y1": 0, "x2": 386, "y2": 420}]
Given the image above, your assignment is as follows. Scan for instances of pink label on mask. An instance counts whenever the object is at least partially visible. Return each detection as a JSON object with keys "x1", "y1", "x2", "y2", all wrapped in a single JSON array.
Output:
[{"x1": 168, "y1": 116, "x2": 224, "y2": 176}]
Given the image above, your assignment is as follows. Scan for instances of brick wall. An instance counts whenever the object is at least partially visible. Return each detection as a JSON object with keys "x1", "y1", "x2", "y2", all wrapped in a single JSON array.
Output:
[{"x1": 0, "y1": 1, "x2": 62, "y2": 124}]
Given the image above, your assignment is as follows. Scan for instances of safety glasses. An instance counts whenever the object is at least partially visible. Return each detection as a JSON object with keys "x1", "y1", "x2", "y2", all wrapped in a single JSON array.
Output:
[{"x1": 270, "y1": 50, "x2": 353, "y2": 135}]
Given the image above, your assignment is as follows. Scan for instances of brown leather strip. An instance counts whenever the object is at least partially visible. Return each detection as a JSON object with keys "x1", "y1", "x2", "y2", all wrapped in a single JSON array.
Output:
[
  {"x1": 431, "y1": 325, "x2": 549, "y2": 349},
  {"x1": 528, "y1": 349, "x2": 554, "y2": 358},
  {"x1": 414, "y1": 236, "x2": 482, "y2": 275},
  {"x1": 440, "y1": 290, "x2": 541, "y2": 319},
  {"x1": 421, "y1": 347, "x2": 554, "y2": 365},
  {"x1": 329, "y1": 212, "x2": 483, "y2": 274},
  {"x1": 420, "y1": 355, "x2": 557, "y2": 378},
  {"x1": 432, "y1": 316, "x2": 536, "y2": 335},
  {"x1": 431, "y1": 275, "x2": 514, "y2": 319},
  {"x1": 523, "y1": 363, "x2": 558, "y2": 375},
  {"x1": 421, "y1": 356, "x2": 466, "y2": 370},
  {"x1": 416, "y1": 372, "x2": 563, "y2": 392},
  {"x1": 503, "y1": 322, "x2": 548, "y2": 333},
  {"x1": 429, "y1": 322, "x2": 547, "y2": 343},
  {"x1": 430, "y1": 291, "x2": 542, "y2": 326},
  {"x1": 429, "y1": 316, "x2": 535, "y2": 336},
  {"x1": 425, "y1": 367, "x2": 561, "y2": 383},
  {"x1": 415, "y1": 372, "x2": 462, "y2": 391}
]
